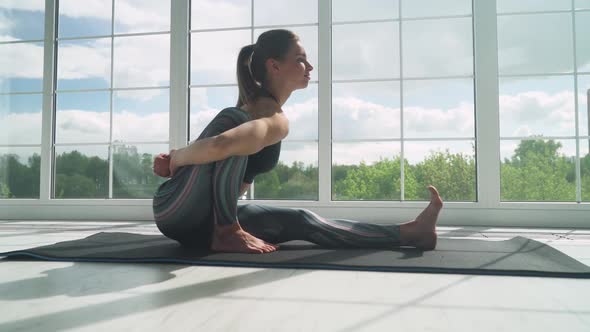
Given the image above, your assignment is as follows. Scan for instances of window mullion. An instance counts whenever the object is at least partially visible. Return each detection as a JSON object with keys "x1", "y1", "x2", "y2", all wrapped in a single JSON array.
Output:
[
  {"x1": 170, "y1": 0, "x2": 190, "y2": 151},
  {"x1": 318, "y1": 0, "x2": 332, "y2": 203}
]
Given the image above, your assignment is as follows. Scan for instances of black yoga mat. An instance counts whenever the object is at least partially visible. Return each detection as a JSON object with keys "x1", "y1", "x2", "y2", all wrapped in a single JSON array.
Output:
[{"x1": 2, "y1": 232, "x2": 590, "y2": 279}]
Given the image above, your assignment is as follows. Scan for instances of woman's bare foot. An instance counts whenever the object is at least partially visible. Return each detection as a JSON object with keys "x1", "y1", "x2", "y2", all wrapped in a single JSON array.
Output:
[
  {"x1": 401, "y1": 185, "x2": 443, "y2": 250},
  {"x1": 210, "y1": 223, "x2": 279, "y2": 254}
]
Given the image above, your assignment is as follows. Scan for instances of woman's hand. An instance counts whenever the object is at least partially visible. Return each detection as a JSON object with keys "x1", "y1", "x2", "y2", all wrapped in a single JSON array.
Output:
[{"x1": 153, "y1": 153, "x2": 171, "y2": 178}]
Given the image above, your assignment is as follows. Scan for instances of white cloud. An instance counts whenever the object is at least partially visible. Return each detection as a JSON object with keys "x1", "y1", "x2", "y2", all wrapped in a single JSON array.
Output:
[
  {"x1": 58, "y1": 40, "x2": 111, "y2": 80},
  {"x1": 0, "y1": 1, "x2": 45, "y2": 12},
  {"x1": 113, "y1": 111, "x2": 168, "y2": 142},
  {"x1": 0, "y1": 42, "x2": 44, "y2": 79}
]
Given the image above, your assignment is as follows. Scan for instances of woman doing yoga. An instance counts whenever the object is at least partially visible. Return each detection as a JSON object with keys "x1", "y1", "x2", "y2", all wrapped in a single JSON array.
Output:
[{"x1": 152, "y1": 29, "x2": 443, "y2": 254}]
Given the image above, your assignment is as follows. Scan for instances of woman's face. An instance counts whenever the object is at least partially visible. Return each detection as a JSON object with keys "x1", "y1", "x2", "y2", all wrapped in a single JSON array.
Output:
[{"x1": 275, "y1": 40, "x2": 314, "y2": 90}]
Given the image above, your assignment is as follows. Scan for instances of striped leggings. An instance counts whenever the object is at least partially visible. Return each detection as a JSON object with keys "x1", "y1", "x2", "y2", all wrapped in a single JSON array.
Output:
[{"x1": 152, "y1": 107, "x2": 401, "y2": 250}]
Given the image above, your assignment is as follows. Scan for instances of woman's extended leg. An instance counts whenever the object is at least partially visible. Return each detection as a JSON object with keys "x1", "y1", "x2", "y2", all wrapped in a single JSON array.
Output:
[{"x1": 238, "y1": 186, "x2": 442, "y2": 250}]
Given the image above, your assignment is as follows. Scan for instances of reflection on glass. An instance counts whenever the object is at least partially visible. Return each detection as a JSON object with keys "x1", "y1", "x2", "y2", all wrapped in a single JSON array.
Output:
[
  {"x1": 190, "y1": 30, "x2": 249, "y2": 85},
  {"x1": 577, "y1": 75, "x2": 590, "y2": 137},
  {"x1": 58, "y1": 0, "x2": 112, "y2": 38},
  {"x1": 114, "y1": 0, "x2": 170, "y2": 34},
  {"x1": 402, "y1": 0, "x2": 471, "y2": 18},
  {"x1": 0, "y1": 147, "x2": 40, "y2": 199},
  {"x1": 0, "y1": 42, "x2": 44, "y2": 93},
  {"x1": 113, "y1": 89, "x2": 169, "y2": 142},
  {"x1": 254, "y1": 0, "x2": 317, "y2": 26},
  {"x1": 191, "y1": 0, "x2": 250, "y2": 30},
  {"x1": 332, "y1": 81, "x2": 400, "y2": 140},
  {"x1": 332, "y1": 22, "x2": 399, "y2": 81},
  {"x1": 113, "y1": 143, "x2": 168, "y2": 198},
  {"x1": 500, "y1": 139, "x2": 576, "y2": 202},
  {"x1": 0, "y1": 94, "x2": 43, "y2": 144},
  {"x1": 54, "y1": 145, "x2": 109, "y2": 199},
  {"x1": 498, "y1": 76, "x2": 575, "y2": 138},
  {"x1": 251, "y1": 141, "x2": 318, "y2": 201},
  {"x1": 56, "y1": 91, "x2": 111, "y2": 144},
  {"x1": 57, "y1": 38, "x2": 111, "y2": 90},
  {"x1": 403, "y1": 79, "x2": 474, "y2": 138},
  {"x1": 497, "y1": 0, "x2": 571, "y2": 13},
  {"x1": 113, "y1": 34, "x2": 170, "y2": 88},
  {"x1": 332, "y1": 141, "x2": 400, "y2": 201},
  {"x1": 332, "y1": 0, "x2": 398, "y2": 22},
  {"x1": 0, "y1": 0, "x2": 45, "y2": 40},
  {"x1": 576, "y1": 12, "x2": 590, "y2": 73},
  {"x1": 402, "y1": 17, "x2": 473, "y2": 78},
  {"x1": 404, "y1": 140, "x2": 476, "y2": 201},
  {"x1": 497, "y1": 13, "x2": 573, "y2": 75}
]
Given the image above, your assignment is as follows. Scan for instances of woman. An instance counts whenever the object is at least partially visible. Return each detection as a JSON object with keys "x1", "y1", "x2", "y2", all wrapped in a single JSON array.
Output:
[{"x1": 152, "y1": 29, "x2": 443, "y2": 254}]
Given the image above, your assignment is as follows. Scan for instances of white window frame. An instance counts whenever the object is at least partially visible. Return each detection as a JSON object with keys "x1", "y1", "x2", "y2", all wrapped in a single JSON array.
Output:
[{"x1": 0, "y1": 0, "x2": 589, "y2": 229}]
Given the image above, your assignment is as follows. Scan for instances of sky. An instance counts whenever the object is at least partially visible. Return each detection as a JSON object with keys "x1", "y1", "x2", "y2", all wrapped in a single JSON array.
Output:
[{"x1": 1, "y1": 0, "x2": 590, "y2": 169}]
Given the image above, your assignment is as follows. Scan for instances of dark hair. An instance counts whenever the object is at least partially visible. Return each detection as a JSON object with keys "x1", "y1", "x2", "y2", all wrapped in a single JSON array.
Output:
[{"x1": 236, "y1": 29, "x2": 299, "y2": 108}]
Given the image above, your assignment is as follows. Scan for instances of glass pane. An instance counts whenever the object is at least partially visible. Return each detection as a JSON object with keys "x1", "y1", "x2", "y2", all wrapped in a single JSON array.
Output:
[
  {"x1": 254, "y1": 0, "x2": 317, "y2": 26},
  {"x1": 582, "y1": 141, "x2": 590, "y2": 201},
  {"x1": 113, "y1": 143, "x2": 168, "y2": 198},
  {"x1": 0, "y1": 42, "x2": 44, "y2": 93},
  {"x1": 254, "y1": 25, "x2": 319, "y2": 79},
  {"x1": 404, "y1": 141, "x2": 476, "y2": 201},
  {"x1": 57, "y1": 38, "x2": 111, "y2": 90},
  {"x1": 58, "y1": 0, "x2": 112, "y2": 38},
  {"x1": 402, "y1": 0, "x2": 471, "y2": 18},
  {"x1": 191, "y1": 29, "x2": 249, "y2": 85},
  {"x1": 113, "y1": 34, "x2": 170, "y2": 88},
  {"x1": 500, "y1": 139, "x2": 576, "y2": 202},
  {"x1": 402, "y1": 17, "x2": 473, "y2": 78},
  {"x1": 579, "y1": 75, "x2": 590, "y2": 137},
  {"x1": 189, "y1": 86, "x2": 239, "y2": 143},
  {"x1": 283, "y1": 82, "x2": 318, "y2": 141},
  {"x1": 332, "y1": 141, "x2": 401, "y2": 201},
  {"x1": 0, "y1": 0, "x2": 45, "y2": 40},
  {"x1": 577, "y1": 0, "x2": 590, "y2": 10},
  {"x1": 497, "y1": 13, "x2": 573, "y2": 75},
  {"x1": 249, "y1": 141, "x2": 318, "y2": 201},
  {"x1": 54, "y1": 145, "x2": 109, "y2": 199},
  {"x1": 332, "y1": 22, "x2": 399, "y2": 81},
  {"x1": 0, "y1": 94, "x2": 43, "y2": 145},
  {"x1": 404, "y1": 78, "x2": 475, "y2": 138},
  {"x1": 332, "y1": 0, "x2": 399, "y2": 22},
  {"x1": 332, "y1": 81, "x2": 400, "y2": 140},
  {"x1": 191, "y1": 0, "x2": 250, "y2": 30},
  {"x1": 499, "y1": 76, "x2": 575, "y2": 138},
  {"x1": 56, "y1": 91, "x2": 111, "y2": 144},
  {"x1": 113, "y1": 89, "x2": 169, "y2": 142},
  {"x1": 0, "y1": 147, "x2": 40, "y2": 199},
  {"x1": 576, "y1": 12, "x2": 590, "y2": 72},
  {"x1": 114, "y1": 0, "x2": 170, "y2": 34},
  {"x1": 497, "y1": 0, "x2": 571, "y2": 13}
]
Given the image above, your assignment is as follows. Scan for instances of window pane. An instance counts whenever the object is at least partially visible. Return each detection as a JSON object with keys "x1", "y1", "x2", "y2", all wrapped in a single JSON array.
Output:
[
  {"x1": 402, "y1": 0, "x2": 471, "y2": 18},
  {"x1": 499, "y1": 76, "x2": 575, "y2": 138},
  {"x1": 0, "y1": 94, "x2": 43, "y2": 145},
  {"x1": 190, "y1": 30, "x2": 249, "y2": 85},
  {"x1": 576, "y1": 12, "x2": 590, "y2": 73},
  {"x1": 58, "y1": 0, "x2": 112, "y2": 38},
  {"x1": 402, "y1": 17, "x2": 473, "y2": 78},
  {"x1": 189, "y1": 86, "x2": 239, "y2": 143},
  {"x1": 57, "y1": 38, "x2": 111, "y2": 90},
  {"x1": 283, "y1": 82, "x2": 318, "y2": 141},
  {"x1": 114, "y1": 0, "x2": 170, "y2": 34},
  {"x1": 577, "y1": 0, "x2": 590, "y2": 10},
  {"x1": 191, "y1": 0, "x2": 250, "y2": 30},
  {"x1": 332, "y1": 0, "x2": 399, "y2": 22},
  {"x1": 0, "y1": 0, "x2": 45, "y2": 40},
  {"x1": 56, "y1": 91, "x2": 111, "y2": 144},
  {"x1": 404, "y1": 141, "x2": 476, "y2": 201},
  {"x1": 332, "y1": 142, "x2": 401, "y2": 201},
  {"x1": 497, "y1": 0, "x2": 571, "y2": 13},
  {"x1": 54, "y1": 146, "x2": 109, "y2": 199},
  {"x1": 403, "y1": 78, "x2": 474, "y2": 139},
  {"x1": 0, "y1": 42, "x2": 44, "y2": 93},
  {"x1": 582, "y1": 142, "x2": 590, "y2": 201},
  {"x1": 249, "y1": 141, "x2": 318, "y2": 200},
  {"x1": 0, "y1": 147, "x2": 40, "y2": 199},
  {"x1": 113, "y1": 143, "x2": 168, "y2": 198},
  {"x1": 113, "y1": 89, "x2": 169, "y2": 142},
  {"x1": 332, "y1": 22, "x2": 399, "y2": 81},
  {"x1": 497, "y1": 13, "x2": 573, "y2": 75},
  {"x1": 500, "y1": 139, "x2": 576, "y2": 202},
  {"x1": 579, "y1": 75, "x2": 590, "y2": 137},
  {"x1": 332, "y1": 81, "x2": 401, "y2": 140},
  {"x1": 113, "y1": 34, "x2": 170, "y2": 88},
  {"x1": 254, "y1": 0, "x2": 317, "y2": 26}
]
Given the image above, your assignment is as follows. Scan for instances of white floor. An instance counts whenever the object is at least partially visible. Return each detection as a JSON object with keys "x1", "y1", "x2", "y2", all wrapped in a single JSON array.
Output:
[{"x1": 1, "y1": 221, "x2": 590, "y2": 332}]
